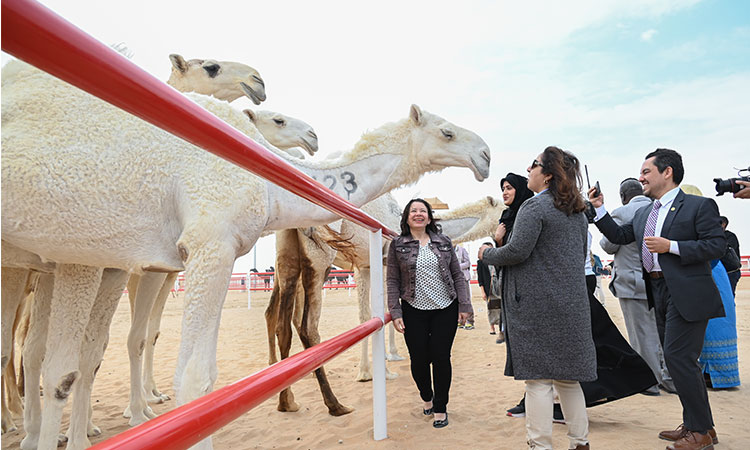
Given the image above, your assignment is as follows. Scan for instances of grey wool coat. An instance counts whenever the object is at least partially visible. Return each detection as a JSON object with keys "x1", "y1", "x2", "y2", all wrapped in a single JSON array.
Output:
[{"x1": 482, "y1": 191, "x2": 596, "y2": 381}]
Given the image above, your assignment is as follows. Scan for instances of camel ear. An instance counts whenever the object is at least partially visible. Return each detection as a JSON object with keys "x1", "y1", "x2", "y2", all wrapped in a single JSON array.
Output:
[
  {"x1": 409, "y1": 104, "x2": 423, "y2": 126},
  {"x1": 169, "y1": 54, "x2": 188, "y2": 73},
  {"x1": 487, "y1": 196, "x2": 497, "y2": 207},
  {"x1": 243, "y1": 109, "x2": 257, "y2": 123}
]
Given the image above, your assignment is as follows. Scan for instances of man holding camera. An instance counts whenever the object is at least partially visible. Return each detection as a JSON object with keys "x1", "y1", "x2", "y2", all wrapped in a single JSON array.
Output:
[{"x1": 589, "y1": 149, "x2": 726, "y2": 450}]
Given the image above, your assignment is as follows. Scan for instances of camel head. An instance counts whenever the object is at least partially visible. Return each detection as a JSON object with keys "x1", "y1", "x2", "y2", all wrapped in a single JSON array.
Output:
[
  {"x1": 435, "y1": 196, "x2": 505, "y2": 244},
  {"x1": 243, "y1": 109, "x2": 318, "y2": 157},
  {"x1": 167, "y1": 54, "x2": 267, "y2": 104},
  {"x1": 408, "y1": 105, "x2": 490, "y2": 182}
]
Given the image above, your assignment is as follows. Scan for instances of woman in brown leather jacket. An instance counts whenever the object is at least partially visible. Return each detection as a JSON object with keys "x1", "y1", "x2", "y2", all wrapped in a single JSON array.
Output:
[{"x1": 387, "y1": 198, "x2": 473, "y2": 429}]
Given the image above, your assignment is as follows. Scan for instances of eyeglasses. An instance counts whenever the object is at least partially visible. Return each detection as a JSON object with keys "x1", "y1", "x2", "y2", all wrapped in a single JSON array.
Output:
[{"x1": 531, "y1": 159, "x2": 543, "y2": 169}]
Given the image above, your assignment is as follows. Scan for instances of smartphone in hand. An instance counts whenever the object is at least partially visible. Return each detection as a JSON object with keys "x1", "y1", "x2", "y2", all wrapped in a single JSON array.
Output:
[{"x1": 593, "y1": 181, "x2": 601, "y2": 197}]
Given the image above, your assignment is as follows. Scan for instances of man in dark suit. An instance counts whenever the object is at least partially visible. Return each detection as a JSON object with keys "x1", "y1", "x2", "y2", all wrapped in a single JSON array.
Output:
[{"x1": 588, "y1": 149, "x2": 726, "y2": 450}]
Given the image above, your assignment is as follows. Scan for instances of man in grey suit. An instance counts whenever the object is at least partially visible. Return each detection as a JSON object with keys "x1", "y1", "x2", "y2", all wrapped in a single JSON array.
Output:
[
  {"x1": 600, "y1": 178, "x2": 675, "y2": 396},
  {"x1": 590, "y1": 149, "x2": 726, "y2": 450}
]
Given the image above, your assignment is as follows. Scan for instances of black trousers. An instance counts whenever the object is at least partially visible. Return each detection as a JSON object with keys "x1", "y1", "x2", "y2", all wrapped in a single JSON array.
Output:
[
  {"x1": 402, "y1": 300, "x2": 459, "y2": 414},
  {"x1": 727, "y1": 270, "x2": 741, "y2": 297},
  {"x1": 651, "y1": 277, "x2": 713, "y2": 432}
]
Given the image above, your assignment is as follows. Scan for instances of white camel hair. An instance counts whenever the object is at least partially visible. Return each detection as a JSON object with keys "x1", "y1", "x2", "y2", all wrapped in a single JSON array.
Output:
[
  {"x1": 2, "y1": 59, "x2": 489, "y2": 449},
  {"x1": 122, "y1": 74, "x2": 320, "y2": 427},
  {"x1": 121, "y1": 109, "x2": 319, "y2": 425},
  {"x1": 166, "y1": 53, "x2": 266, "y2": 104},
  {"x1": 3, "y1": 54, "x2": 322, "y2": 447}
]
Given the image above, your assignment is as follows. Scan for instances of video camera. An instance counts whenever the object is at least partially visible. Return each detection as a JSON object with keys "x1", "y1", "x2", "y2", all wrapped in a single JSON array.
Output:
[{"x1": 713, "y1": 166, "x2": 750, "y2": 196}]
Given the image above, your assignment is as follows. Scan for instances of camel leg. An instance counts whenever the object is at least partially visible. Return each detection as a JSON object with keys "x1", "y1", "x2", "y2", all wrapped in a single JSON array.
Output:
[
  {"x1": 354, "y1": 269, "x2": 399, "y2": 382},
  {"x1": 19, "y1": 273, "x2": 53, "y2": 449},
  {"x1": 4, "y1": 351, "x2": 24, "y2": 420},
  {"x1": 1, "y1": 267, "x2": 28, "y2": 434},
  {"x1": 1, "y1": 374, "x2": 16, "y2": 434},
  {"x1": 6, "y1": 288, "x2": 30, "y2": 419},
  {"x1": 264, "y1": 282, "x2": 281, "y2": 366},
  {"x1": 297, "y1": 265, "x2": 353, "y2": 416},
  {"x1": 172, "y1": 238, "x2": 238, "y2": 450},
  {"x1": 16, "y1": 283, "x2": 37, "y2": 400},
  {"x1": 274, "y1": 273, "x2": 301, "y2": 412},
  {"x1": 270, "y1": 229, "x2": 303, "y2": 412},
  {"x1": 142, "y1": 273, "x2": 176, "y2": 403},
  {"x1": 265, "y1": 229, "x2": 301, "y2": 368},
  {"x1": 123, "y1": 272, "x2": 165, "y2": 425},
  {"x1": 1, "y1": 268, "x2": 26, "y2": 380},
  {"x1": 36, "y1": 264, "x2": 102, "y2": 450},
  {"x1": 354, "y1": 270, "x2": 373, "y2": 382},
  {"x1": 66, "y1": 268, "x2": 128, "y2": 450}
]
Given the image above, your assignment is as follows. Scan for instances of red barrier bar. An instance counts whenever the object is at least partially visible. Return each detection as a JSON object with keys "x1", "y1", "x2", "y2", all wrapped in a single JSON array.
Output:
[
  {"x1": 0, "y1": 0, "x2": 397, "y2": 239},
  {"x1": 90, "y1": 312, "x2": 392, "y2": 450}
]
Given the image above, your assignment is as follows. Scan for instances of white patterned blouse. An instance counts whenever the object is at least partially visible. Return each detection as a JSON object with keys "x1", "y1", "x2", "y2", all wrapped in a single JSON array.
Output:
[{"x1": 406, "y1": 242, "x2": 454, "y2": 310}]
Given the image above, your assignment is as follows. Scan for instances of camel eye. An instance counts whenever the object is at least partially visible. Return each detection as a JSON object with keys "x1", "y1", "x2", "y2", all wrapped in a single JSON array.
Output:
[
  {"x1": 441, "y1": 128, "x2": 454, "y2": 140},
  {"x1": 203, "y1": 63, "x2": 220, "y2": 78},
  {"x1": 273, "y1": 118, "x2": 286, "y2": 127}
]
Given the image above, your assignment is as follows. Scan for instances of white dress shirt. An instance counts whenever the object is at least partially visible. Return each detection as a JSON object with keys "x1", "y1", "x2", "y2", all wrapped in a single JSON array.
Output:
[{"x1": 595, "y1": 186, "x2": 682, "y2": 272}]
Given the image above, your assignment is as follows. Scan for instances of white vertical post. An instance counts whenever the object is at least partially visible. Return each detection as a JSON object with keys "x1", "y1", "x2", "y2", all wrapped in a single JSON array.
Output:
[
  {"x1": 251, "y1": 271, "x2": 253, "y2": 309},
  {"x1": 369, "y1": 229, "x2": 387, "y2": 440}
]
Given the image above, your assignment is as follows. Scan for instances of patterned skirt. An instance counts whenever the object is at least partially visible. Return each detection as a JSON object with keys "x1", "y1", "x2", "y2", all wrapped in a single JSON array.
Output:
[{"x1": 700, "y1": 261, "x2": 740, "y2": 388}]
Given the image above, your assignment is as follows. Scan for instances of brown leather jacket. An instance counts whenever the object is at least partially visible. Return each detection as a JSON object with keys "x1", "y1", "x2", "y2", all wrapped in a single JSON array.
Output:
[{"x1": 386, "y1": 231, "x2": 472, "y2": 320}]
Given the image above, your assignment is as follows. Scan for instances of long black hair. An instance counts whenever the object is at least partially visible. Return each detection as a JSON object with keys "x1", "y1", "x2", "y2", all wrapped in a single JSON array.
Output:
[
  {"x1": 399, "y1": 198, "x2": 440, "y2": 236},
  {"x1": 499, "y1": 173, "x2": 534, "y2": 244}
]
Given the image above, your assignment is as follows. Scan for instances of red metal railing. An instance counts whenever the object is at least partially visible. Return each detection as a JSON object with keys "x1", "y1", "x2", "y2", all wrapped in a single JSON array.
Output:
[
  {"x1": 0, "y1": 0, "x2": 397, "y2": 239},
  {"x1": 2, "y1": 0, "x2": 398, "y2": 446},
  {"x1": 89, "y1": 313, "x2": 391, "y2": 450}
]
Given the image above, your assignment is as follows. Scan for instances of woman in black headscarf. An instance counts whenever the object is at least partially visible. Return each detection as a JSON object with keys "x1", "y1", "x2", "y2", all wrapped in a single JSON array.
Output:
[{"x1": 497, "y1": 173, "x2": 535, "y2": 247}]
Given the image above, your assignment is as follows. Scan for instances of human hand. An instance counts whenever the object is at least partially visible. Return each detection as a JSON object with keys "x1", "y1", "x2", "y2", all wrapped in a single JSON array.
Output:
[
  {"x1": 458, "y1": 312, "x2": 471, "y2": 326},
  {"x1": 644, "y1": 236, "x2": 670, "y2": 254},
  {"x1": 734, "y1": 180, "x2": 750, "y2": 198},
  {"x1": 393, "y1": 318, "x2": 406, "y2": 334},
  {"x1": 478, "y1": 244, "x2": 493, "y2": 260},
  {"x1": 494, "y1": 223, "x2": 507, "y2": 244},
  {"x1": 588, "y1": 186, "x2": 604, "y2": 207}
]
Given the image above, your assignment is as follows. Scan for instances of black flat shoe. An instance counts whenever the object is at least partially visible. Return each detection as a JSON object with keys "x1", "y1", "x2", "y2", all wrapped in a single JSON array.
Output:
[
  {"x1": 433, "y1": 413, "x2": 449, "y2": 428},
  {"x1": 423, "y1": 407, "x2": 433, "y2": 415}
]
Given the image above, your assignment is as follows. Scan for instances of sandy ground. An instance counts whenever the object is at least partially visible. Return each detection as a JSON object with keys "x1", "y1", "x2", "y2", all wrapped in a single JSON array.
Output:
[{"x1": 2, "y1": 279, "x2": 749, "y2": 449}]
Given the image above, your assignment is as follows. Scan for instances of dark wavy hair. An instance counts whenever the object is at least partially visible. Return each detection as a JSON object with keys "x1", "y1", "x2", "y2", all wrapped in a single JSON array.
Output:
[
  {"x1": 399, "y1": 198, "x2": 440, "y2": 236},
  {"x1": 539, "y1": 146, "x2": 586, "y2": 216},
  {"x1": 645, "y1": 148, "x2": 684, "y2": 184}
]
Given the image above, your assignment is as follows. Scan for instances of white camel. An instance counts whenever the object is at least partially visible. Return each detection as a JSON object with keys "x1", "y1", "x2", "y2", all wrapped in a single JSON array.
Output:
[
  {"x1": 122, "y1": 82, "x2": 319, "y2": 427},
  {"x1": 1, "y1": 59, "x2": 489, "y2": 449},
  {"x1": 2, "y1": 54, "x2": 319, "y2": 446},
  {"x1": 264, "y1": 195, "x2": 504, "y2": 414},
  {"x1": 122, "y1": 107, "x2": 319, "y2": 425},
  {"x1": 2, "y1": 54, "x2": 317, "y2": 445},
  {"x1": 166, "y1": 53, "x2": 266, "y2": 104}
]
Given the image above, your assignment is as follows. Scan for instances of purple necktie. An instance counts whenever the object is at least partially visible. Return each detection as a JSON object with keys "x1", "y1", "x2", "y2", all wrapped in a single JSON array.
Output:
[{"x1": 642, "y1": 200, "x2": 662, "y2": 272}]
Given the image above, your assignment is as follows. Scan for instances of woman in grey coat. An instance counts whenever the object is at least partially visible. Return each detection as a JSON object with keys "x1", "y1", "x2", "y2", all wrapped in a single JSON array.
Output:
[{"x1": 479, "y1": 147, "x2": 596, "y2": 450}]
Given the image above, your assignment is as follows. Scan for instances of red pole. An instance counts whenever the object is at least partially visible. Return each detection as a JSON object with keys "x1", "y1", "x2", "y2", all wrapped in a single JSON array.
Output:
[
  {"x1": 0, "y1": 0, "x2": 397, "y2": 239},
  {"x1": 89, "y1": 313, "x2": 391, "y2": 450}
]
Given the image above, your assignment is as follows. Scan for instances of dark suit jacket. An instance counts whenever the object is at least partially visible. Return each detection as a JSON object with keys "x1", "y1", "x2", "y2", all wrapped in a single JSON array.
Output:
[{"x1": 595, "y1": 190, "x2": 726, "y2": 322}]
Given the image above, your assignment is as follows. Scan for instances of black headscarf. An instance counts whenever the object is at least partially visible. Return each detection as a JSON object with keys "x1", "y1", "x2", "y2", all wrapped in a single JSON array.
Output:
[{"x1": 498, "y1": 172, "x2": 534, "y2": 245}]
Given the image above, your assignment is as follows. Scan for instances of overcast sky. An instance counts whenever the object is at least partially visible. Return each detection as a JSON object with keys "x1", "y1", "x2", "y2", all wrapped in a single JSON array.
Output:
[{"x1": 4, "y1": 0, "x2": 749, "y2": 273}]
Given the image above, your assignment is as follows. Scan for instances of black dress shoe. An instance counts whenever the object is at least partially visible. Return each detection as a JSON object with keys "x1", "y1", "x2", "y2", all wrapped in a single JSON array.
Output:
[
  {"x1": 423, "y1": 407, "x2": 433, "y2": 415},
  {"x1": 433, "y1": 413, "x2": 449, "y2": 428}
]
